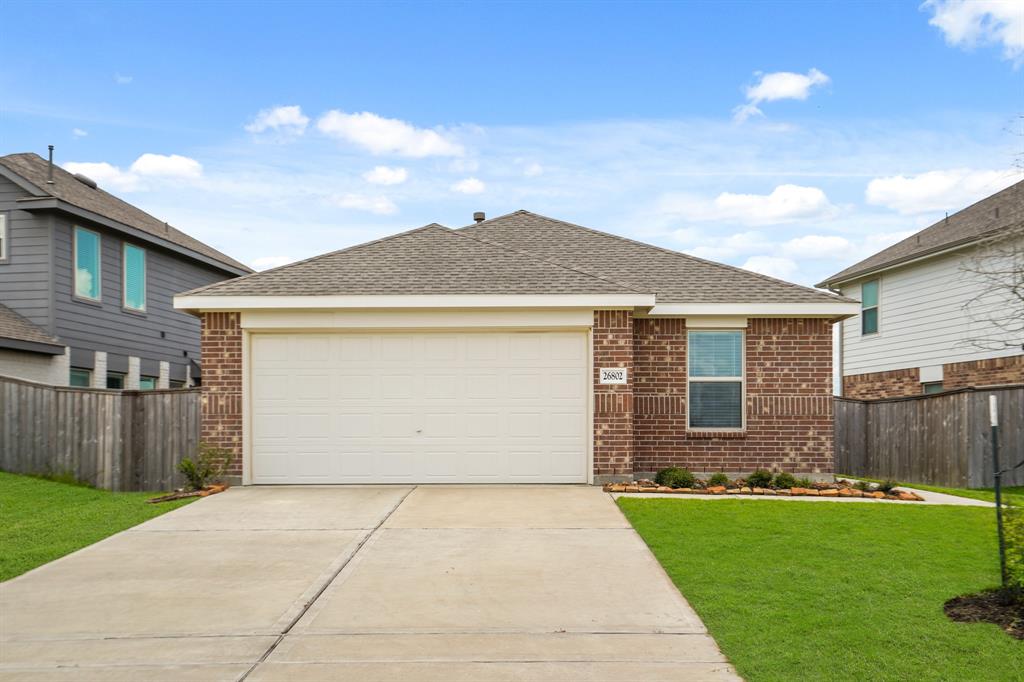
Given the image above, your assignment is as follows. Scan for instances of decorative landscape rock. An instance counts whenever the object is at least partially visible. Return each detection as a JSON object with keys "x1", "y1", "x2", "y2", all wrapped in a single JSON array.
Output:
[{"x1": 603, "y1": 477, "x2": 925, "y2": 501}]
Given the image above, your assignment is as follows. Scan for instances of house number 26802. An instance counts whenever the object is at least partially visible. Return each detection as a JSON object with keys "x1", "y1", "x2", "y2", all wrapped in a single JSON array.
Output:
[{"x1": 599, "y1": 368, "x2": 628, "y2": 385}]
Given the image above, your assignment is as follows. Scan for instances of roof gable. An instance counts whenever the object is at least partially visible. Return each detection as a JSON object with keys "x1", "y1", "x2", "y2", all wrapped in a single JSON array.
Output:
[
  {"x1": 459, "y1": 210, "x2": 849, "y2": 305},
  {"x1": 182, "y1": 224, "x2": 645, "y2": 297},
  {"x1": 0, "y1": 153, "x2": 251, "y2": 275},
  {"x1": 820, "y1": 177, "x2": 1024, "y2": 287},
  {"x1": 0, "y1": 303, "x2": 62, "y2": 352}
]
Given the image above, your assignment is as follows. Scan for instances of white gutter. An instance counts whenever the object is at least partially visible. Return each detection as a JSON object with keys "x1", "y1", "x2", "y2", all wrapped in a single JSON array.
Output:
[
  {"x1": 174, "y1": 293, "x2": 657, "y2": 312},
  {"x1": 645, "y1": 302, "x2": 861, "y2": 319}
]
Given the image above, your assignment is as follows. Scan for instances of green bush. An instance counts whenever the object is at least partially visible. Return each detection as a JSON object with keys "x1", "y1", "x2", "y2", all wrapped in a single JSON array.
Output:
[
  {"x1": 178, "y1": 444, "x2": 229, "y2": 491},
  {"x1": 854, "y1": 479, "x2": 872, "y2": 492},
  {"x1": 747, "y1": 469, "x2": 773, "y2": 488},
  {"x1": 796, "y1": 477, "x2": 814, "y2": 488},
  {"x1": 1005, "y1": 505, "x2": 1023, "y2": 590},
  {"x1": 655, "y1": 467, "x2": 696, "y2": 489},
  {"x1": 773, "y1": 472, "x2": 797, "y2": 489},
  {"x1": 707, "y1": 472, "x2": 730, "y2": 487},
  {"x1": 877, "y1": 479, "x2": 899, "y2": 494}
]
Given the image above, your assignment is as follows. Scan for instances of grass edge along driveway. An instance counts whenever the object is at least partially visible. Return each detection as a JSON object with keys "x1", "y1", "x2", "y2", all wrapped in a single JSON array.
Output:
[
  {"x1": 618, "y1": 498, "x2": 1024, "y2": 682},
  {"x1": 0, "y1": 471, "x2": 194, "y2": 581}
]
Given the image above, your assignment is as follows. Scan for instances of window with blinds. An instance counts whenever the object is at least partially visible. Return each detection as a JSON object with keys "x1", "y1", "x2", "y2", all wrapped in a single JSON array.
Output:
[
  {"x1": 688, "y1": 330, "x2": 744, "y2": 429},
  {"x1": 123, "y1": 243, "x2": 146, "y2": 311}
]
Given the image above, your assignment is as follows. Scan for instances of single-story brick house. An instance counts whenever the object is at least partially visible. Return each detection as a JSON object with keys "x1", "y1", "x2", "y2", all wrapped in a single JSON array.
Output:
[{"x1": 174, "y1": 211, "x2": 858, "y2": 485}]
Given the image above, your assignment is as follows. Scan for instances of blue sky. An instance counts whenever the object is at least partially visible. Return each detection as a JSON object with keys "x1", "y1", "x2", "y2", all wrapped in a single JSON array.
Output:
[{"x1": 2, "y1": 0, "x2": 1021, "y2": 284}]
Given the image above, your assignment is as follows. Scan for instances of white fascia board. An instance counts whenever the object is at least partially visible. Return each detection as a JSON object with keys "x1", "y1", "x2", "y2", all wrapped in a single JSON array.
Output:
[
  {"x1": 174, "y1": 293, "x2": 656, "y2": 312},
  {"x1": 647, "y1": 302, "x2": 861, "y2": 319}
]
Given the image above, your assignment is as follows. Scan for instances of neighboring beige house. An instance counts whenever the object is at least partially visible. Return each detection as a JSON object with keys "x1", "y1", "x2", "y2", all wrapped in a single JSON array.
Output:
[{"x1": 818, "y1": 179, "x2": 1024, "y2": 399}]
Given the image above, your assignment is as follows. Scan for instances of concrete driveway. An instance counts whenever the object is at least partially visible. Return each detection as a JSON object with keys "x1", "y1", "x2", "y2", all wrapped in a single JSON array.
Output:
[{"x1": 1, "y1": 485, "x2": 737, "y2": 681}]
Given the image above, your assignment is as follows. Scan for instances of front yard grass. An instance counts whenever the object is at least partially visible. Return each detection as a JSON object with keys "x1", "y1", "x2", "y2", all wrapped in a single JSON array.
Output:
[
  {"x1": 0, "y1": 471, "x2": 194, "y2": 581},
  {"x1": 619, "y1": 499, "x2": 1023, "y2": 681}
]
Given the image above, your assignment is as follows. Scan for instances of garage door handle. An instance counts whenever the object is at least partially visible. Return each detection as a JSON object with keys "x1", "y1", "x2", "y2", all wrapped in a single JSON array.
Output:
[{"x1": 416, "y1": 429, "x2": 422, "y2": 433}]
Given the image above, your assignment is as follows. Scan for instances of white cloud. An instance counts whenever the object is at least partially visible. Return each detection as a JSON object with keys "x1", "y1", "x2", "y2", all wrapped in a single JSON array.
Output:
[
  {"x1": 923, "y1": 0, "x2": 1024, "y2": 65},
  {"x1": 741, "y1": 255, "x2": 799, "y2": 280},
  {"x1": 661, "y1": 184, "x2": 838, "y2": 226},
  {"x1": 363, "y1": 165, "x2": 408, "y2": 185},
  {"x1": 524, "y1": 162, "x2": 544, "y2": 177},
  {"x1": 329, "y1": 193, "x2": 398, "y2": 215},
  {"x1": 114, "y1": 73, "x2": 133, "y2": 85},
  {"x1": 781, "y1": 234, "x2": 852, "y2": 259},
  {"x1": 734, "y1": 68, "x2": 830, "y2": 121},
  {"x1": 317, "y1": 110, "x2": 463, "y2": 157},
  {"x1": 244, "y1": 105, "x2": 309, "y2": 135},
  {"x1": 250, "y1": 255, "x2": 295, "y2": 270},
  {"x1": 129, "y1": 153, "x2": 203, "y2": 178},
  {"x1": 865, "y1": 168, "x2": 1020, "y2": 214},
  {"x1": 72, "y1": 128, "x2": 88, "y2": 138},
  {"x1": 62, "y1": 161, "x2": 140, "y2": 192},
  {"x1": 451, "y1": 177, "x2": 486, "y2": 194}
]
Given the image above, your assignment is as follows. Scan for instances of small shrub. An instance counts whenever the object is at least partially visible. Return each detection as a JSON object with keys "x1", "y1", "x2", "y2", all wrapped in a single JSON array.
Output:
[
  {"x1": 178, "y1": 444, "x2": 229, "y2": 490},
  {"x1": 707, "y1": 472, "x2": 729, "y2": 487},
  {"x1": 795, "y1": 477, "x2": 814, "y2": 489},
  {"x1": 773, "y1": 472, "x2": 797, "y2": 489},
  {"x1": 747, "y1": 469, "x2": 773, "y2": 488},
  {"x1": 877, "y1": 479, "x2": 899, "y2": 494},
  {"x1": 854, "y1": 479, "x2": 873, "y2": 492},
  {"x1": 654, "y1": 467, "x2": 696, "y2": 489}
]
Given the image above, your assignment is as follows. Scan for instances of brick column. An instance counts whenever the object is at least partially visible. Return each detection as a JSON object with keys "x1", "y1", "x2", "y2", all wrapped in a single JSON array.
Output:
[
  {"x1": 200, "y1": 312, "x2": 243, "y2": 476},
  {"x1": 593, "y1": 310, "x2": 634, "y2": 481}
]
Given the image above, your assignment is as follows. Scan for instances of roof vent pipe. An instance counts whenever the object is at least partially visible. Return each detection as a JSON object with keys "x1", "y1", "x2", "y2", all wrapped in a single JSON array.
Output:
[
  {"x1": 473, "y1": 211, "x2": 485, "y2": 223},
  {"x1": 46, "y1": 145, "x2": 54, "y2": 184}
]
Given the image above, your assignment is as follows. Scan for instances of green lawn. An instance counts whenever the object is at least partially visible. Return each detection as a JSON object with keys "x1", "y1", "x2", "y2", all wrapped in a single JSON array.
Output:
[
  {"x1": 839, "y1": 475, "x2": 1024, "y2": 506},
  {"x1": 619, "y1": 499, "x2": 1023, "y2": 682},
  {"x1": 0, "y1": 472, "x2": 194, "y2": 581}
]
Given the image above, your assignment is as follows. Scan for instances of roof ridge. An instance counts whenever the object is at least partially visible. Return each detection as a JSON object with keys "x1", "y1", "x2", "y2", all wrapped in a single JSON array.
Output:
[
  {"x1": 462, "y1": 209, "x2": 852, "y2": 304},
  {"x1": 450, "y1": 224, "x2": 649, "y2": 294},
  {"x1": 179, "y1": 223, "x2": 451, "y2": 297}
]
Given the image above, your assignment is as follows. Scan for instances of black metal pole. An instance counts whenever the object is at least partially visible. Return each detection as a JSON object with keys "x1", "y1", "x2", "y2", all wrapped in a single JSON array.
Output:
[{"x1": 990, "y1": 394, "x2": 1007, "y2": 589}]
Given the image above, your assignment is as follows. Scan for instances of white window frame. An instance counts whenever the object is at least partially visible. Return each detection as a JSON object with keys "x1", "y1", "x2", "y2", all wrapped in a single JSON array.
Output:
[
  {"x1": 860, "y1": 278, "x2": 880, "y2": 336},
  {"x1": 73, "y1": 226, "x2": 102, "y2": 301},
  {"x1": 686, "y1": 329, "x2": 746, "y2": 431},
  {"x1": 122, "y1": 242, "x2": 147, "y2": 312},
  {"x1": 0, "y1": 213, "x2": 8, "y2": 262}
]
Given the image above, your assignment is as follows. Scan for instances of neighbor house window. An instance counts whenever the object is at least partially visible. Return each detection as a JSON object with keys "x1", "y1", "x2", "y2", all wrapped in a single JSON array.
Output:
[
  {"x1": 73, "y1": 226, "x2": 101, "y2": 300},
  {"x1": 861, "y1": 279, "x2": 879, "y2": 335},
  {"x1": 122, "y1": 243, "x2": 146, "y2": 311},
  {"x1": 923, "y1": 382, "x2": 944, "y2": 395},
  {"x1": 106, "y1": 372, "x2": 125, "y2": 389},
  {"x1": 688, "y1": 330, "x2": 744, "y2": 429},
  {"x1": 139, "y1": 376, "x2": 157, "y2": 390},
  {"x1": 0, "y1": 213, "x2": 8, "y2": 261},
  {"x1": 69, "y1": 368, "x2": 91, "y2": 387},
  {"x1": 169, "y1": 379, "x2": 185, "y2": 389}
]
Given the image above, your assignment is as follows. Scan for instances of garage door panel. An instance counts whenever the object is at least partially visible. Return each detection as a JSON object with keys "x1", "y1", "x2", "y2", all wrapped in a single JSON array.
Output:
[{"x1": 251, "y1": 331, "x2": 588, "y2": 484}]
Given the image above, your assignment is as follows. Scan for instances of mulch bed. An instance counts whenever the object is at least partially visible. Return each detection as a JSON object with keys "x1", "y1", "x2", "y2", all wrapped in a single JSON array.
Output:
[
  {"x1": 148, "y1": 483, "x2": 228, "y2": 504},
  {"x1": 604, "y1": 479, "x2": 925, "y2": 501},
  {"x1": 945, "y1": 590, "x2": 1024, "y2": 639}
]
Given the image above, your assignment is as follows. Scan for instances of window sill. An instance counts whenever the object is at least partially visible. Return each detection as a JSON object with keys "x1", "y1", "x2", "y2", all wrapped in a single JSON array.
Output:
[
  {"x1": 684, "y1": 430, "x2": 747, "y2": 440},
  {"x1": 72, "y1": 295, "x2": 103, "y2": 307}
]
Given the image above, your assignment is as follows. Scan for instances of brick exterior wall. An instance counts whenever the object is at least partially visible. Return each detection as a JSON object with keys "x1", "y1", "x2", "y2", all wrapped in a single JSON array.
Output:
[
  {"x1": 842, "y1": 367, "x2": 921, "y2": 400},
  {"x1": 592, "y1": 310, "x2": 634, "y2": 477},
  {"x1": 631, "y1": 317, "x2": 834, "y2": 477},
  {"x1": 200, "y1": 312, "x2": 243, "y2": 476},
  {"x1": 844, "y1": 354, "x2": 1024, "y2": 399}
]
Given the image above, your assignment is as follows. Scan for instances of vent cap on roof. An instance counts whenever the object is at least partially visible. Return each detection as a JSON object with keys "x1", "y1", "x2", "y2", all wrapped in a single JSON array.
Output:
[
  {"x1": 473, "y1": 211, "x2": 485, "y2": 223},
  {"x1": 73, "y1": 173, "x2": 98, "y2": 189}
]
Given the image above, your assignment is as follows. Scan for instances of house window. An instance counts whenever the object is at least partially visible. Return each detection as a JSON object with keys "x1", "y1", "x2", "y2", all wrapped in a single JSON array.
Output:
[
  {"x1": 0, "y1": 213, "x2": 8, "y2": 261},
  {"x1": 74, "y1": 226, "x2": 101, "y2": 300},
  {"x1": 122, "y1": 243, "x2": 146, "y2": 311},
  {"x1": 923, "y1": 382, "x2": 944, "y2": 395},
  {"x1": 861, "y1": 279, "x2": 879, "y2": 335},
  {"x1": 69, "y1": 368, "x2": 91, "y2": 387},
  {"x1": 106, "y1": 372, "x2": 125, "y2": 389},
  {"x1": 169, "y1": 379, "x2": 185, "y2": 389},
  {"x1": 688, "y1": 330, "x2": 744, "y2": 429},
  {"x1": 139, "y1": 376, "x2": 157, "y2": 390}
]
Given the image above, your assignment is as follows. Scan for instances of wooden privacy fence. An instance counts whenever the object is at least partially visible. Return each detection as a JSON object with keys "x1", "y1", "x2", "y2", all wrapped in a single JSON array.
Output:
[
  {"x1": 835, "y1": 385, "x2": 1024, "y2": 489},
  {"x1": 0, "y1": 374, "x2": 200, "y2": 491}
]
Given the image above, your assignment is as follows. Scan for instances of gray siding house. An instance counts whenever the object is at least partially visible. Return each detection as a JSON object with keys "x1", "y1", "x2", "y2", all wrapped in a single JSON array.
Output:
[{"x1": 0, "y1": 151, "x2": 250, "y2": 388}]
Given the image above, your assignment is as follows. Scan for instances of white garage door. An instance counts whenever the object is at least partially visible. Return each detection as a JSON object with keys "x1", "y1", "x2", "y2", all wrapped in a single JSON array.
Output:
[{"x1": 250, "y1": 331, "x2": 589, "y2": 483}]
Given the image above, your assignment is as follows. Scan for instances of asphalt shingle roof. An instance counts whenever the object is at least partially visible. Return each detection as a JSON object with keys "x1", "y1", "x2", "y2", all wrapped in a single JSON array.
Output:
[
  {"x1": 819, "y1": 178, "x2": 1024, "y2": 287},
  {"x1": 459, "y1": 211, "x2": 849, "y2": 304},
  {"x1": 0, "y1": 153, "x2": 251, "y2": 274},
  {"x1": 0, "y1": 303, "x2": 61, "y2": 348},
  {"x1": 182, "y1": 224, "x2": 644, "y2": 296}
]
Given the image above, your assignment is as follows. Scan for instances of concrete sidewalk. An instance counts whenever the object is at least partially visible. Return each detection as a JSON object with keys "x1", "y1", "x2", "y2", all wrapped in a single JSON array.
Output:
[{"x1": 0, "y1": 485, "x2": 738, "y2": 681}]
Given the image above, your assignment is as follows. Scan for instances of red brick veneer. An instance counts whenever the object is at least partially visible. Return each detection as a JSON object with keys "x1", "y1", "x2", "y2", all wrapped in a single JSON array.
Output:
[
  {"x1": 944, "y1": 355, "x2": 1024, "y2": 390},
  {"x1": 593, "y1": 310, "x2": 634, "y2": 477},
  {"x1": 200, "y1": 312, "x2": 243, "y2": 475},
  {"x1": 842, "y1": 367, "x2": 921, "y2": 400}
]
